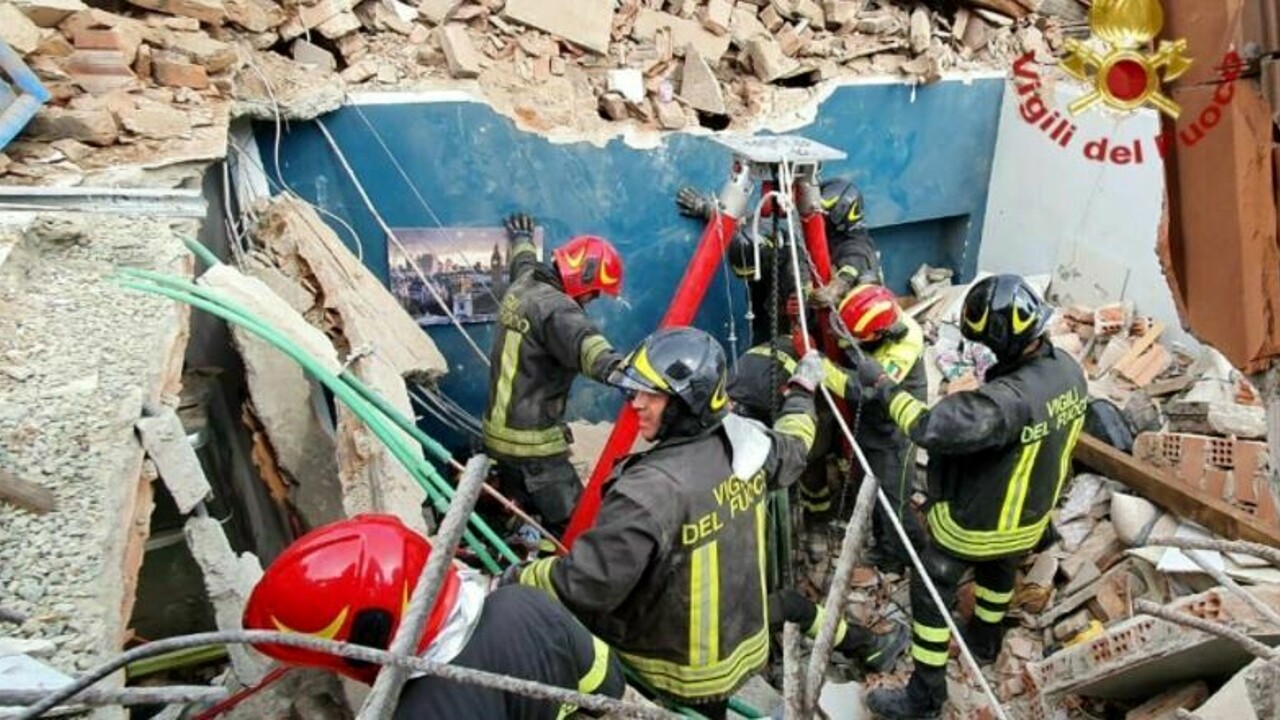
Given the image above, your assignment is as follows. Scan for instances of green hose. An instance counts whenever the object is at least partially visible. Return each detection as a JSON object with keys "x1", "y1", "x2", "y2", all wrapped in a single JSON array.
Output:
[
  {"x1": 115, "y1": 271, "x2": 515, "y2": 570},
  {"x1": 182, "y1": 237, "x2": 222, "y2": 269}
]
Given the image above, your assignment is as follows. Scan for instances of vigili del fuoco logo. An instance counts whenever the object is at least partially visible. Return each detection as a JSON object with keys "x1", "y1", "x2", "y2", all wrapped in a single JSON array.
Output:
[{"x1": 1010, "y1": 0, "x2": 1243, "y2": 166}]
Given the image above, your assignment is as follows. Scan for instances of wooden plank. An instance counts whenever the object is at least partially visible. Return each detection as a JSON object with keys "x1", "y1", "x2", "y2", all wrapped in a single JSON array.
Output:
[
  {"x1": 1110, "y1": 321, "x2": 1165, "y2": 377},
  {"x1": 0, "y1": 468, "x2": 57, "y2": 514},
  {"x1": 1073, "y1": 433, "x2": 1280, "y2": 546}
]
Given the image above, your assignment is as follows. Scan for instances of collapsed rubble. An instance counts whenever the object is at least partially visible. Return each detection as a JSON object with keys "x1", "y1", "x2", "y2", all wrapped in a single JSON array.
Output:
[{"x1": 0, "y1": 0, "x2": 1089, "y2": 183}]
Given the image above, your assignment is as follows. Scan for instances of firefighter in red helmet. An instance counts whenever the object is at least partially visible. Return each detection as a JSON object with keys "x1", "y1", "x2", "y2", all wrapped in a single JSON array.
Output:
[
  {"x1": 243, "y1": 515, "x2": 624, "y2": 718},
  {"x1": 483, "y1": 213, "x2": 627, "y2": 539}
]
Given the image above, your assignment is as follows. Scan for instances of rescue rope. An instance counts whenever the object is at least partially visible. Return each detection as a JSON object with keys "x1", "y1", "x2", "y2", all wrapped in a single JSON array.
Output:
[
  {"x1": 770, "y1": 158, "x2": 1010, "y2": 720},
  {"x1": 10, "y1": 631, "x2": 678, "y2": 720}
]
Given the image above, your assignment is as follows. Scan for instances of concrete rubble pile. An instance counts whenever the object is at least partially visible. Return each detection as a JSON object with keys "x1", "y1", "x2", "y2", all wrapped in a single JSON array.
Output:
[{"x1": 0, "y1": 0, "x2": 1088, "y2": 184}]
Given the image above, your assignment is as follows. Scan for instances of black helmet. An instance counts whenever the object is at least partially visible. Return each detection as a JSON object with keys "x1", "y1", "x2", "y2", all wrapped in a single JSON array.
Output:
[
  {"x1": 610, "y1": 326, "x2": 729, "y2": 437},
  {"x1": 960, "y1": 274, "x2": 1050, "y2": 362},
  {"x1": 727, "y1": 231, "x2": 777, "y2": 279},
  {"x1": 820, "y1": 179, "x2": 865, "y2": 235}
]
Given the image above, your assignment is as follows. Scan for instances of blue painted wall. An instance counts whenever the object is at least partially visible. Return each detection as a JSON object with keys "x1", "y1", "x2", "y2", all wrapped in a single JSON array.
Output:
[{"x1": 256, "y1": 78, "x2": 1005, "y2": 448}]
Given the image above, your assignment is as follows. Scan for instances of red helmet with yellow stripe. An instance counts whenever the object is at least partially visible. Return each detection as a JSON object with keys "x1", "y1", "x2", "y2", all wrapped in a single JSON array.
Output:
[
  {"x1": 553, "y1": 235, "x2": 623, "y2": 302},
  {"x1": 242, "y1": 515, "x2": 460, "y2": 684},
  {"x1": 838, "y1": 284, "x2": 901, "y2": 342}
]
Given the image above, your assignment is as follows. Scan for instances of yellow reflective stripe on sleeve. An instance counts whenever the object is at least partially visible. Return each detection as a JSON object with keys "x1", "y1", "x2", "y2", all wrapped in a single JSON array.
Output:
[
  {"x1": 974, "y1": 586, "x2": 1013, "y2": 605},
  {"x1": 775, "y1": 413, "x2": 816, "y2": 450},
  {"x1": 998, "y1": 440, "x2": 1042, "y2": 532},
  {"x1": 888, "y1": 392, "x2": 925, "y2": 431},
  {"x1": 912, "y1": 621, "x2": 951, "y2": 644},
  {"x1": 1054, "y1": 417, "x2": 1086, "y2": 501},
  {"x1": 689, "y1": 540, "x2": 720, "y2": 666},
  {"x1": 974, "y1": 604, "x2": 1006, "y2": 624},
  {"x1": 927, "y1": 502, "x2": 1050, "y2": 559},
  {"x1": 820, "y1": 358, "x2": 849, "y2": 398},
  {"x1": 871, "y1": 318, "x2": 924, "y2": 383},
  {"x1": 518, "y1": 558, "x2": 559, "y2": 598},
  {"x1": 911, "y1": 644, "x2": 950, "y2": 668},
  {"x1": 579, "y1": 334, "x2": 612, "y2": 374},
  {"x1": 747, "y1": 345, "x2": 797, "y2": 373},
  {"x1": 806, "y1": 605, "x2": 825, "y2": 637},
  {"x1": 488, "y1": 329, "x2": 523, "y2": 431}
]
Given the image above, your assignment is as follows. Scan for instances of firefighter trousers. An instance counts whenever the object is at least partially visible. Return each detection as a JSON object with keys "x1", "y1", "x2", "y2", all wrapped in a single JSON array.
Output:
[{"x1": 493, "y1": 456, "x2": 581, "y2": 538}]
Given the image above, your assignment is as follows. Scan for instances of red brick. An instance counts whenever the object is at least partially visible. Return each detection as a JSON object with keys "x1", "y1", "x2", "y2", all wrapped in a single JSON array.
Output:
[
  {"x1": 73, "y1": 27, "x2": 126, "y2": 50},
  {"x1": 152, "y1": 55, "x2": 208, "y2": 88}
]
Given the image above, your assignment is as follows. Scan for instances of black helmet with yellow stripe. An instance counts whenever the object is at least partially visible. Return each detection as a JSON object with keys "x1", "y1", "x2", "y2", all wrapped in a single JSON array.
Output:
[
  {"x1": 609, "y1": 327, "x2": 729, "y2": 438},
  {"x1": 960, "y1": 274, "x2": 1050, "y2": 363},
  {"x1": 820, "y1": 178, "x2": 865, "y2": 236}
]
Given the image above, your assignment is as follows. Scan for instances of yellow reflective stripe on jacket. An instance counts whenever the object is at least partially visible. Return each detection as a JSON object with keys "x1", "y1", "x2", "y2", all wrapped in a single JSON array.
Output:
[
  {"x1": 689, "y1": 540, "x2": 721, "y2": 666},
  {"x1": 518, "y1": 557, "x2": 559, "y2": 598},
  {"x1": 888, "y1": 392, "x2": 926, "y2": 432},
  {"x1": 997, "y1": 441, "x2": 1043, "y2": 532},
  {"x1": 871, "y1": 315, "x2": 924, "y2": 383},
  {"x1": 618, "y1": 627, "x2": 768, "y2": 700},
  {"x1": 556, "y1": 636, "x2": 613, "y2": 720},
  {"x1": 820, "y1": 358, "x2": 849, "y2": 398},
  {"x1": 579, "y1": 334, "x2": 612, "y2": 375},
  {"x1": 1055, "y1": 417, "x2": 1086, "y2": 500},
  {"x1": 775, "y1": 413, "x2": 816, "y2": 451},
  {"x1": 484, "y1": 327, "x2": 570, "y2": 457},
  {"x1": 927, "y1": 502, "x2": 1050, "y2": 559},
  {"x1": 746, "y1": 345, "x2": 797, "y2": 374}
]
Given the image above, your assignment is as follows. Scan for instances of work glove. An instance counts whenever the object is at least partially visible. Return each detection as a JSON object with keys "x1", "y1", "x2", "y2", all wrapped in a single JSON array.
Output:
[
  {"x1": 848, "y1": 345, "x2": 891, "y2": 395},
  {"x1": 809, "y1": 275, "x2": 852, "y2": 309},
  {"x1": 504, "y1": 212, "x2": 535, "y2": 244},
  {"x1": 675, "y1": 186, "x2": 716, "y2": 221},
  {"x1": 788, "y1": 350, "x2": 827, "y2": 394}
]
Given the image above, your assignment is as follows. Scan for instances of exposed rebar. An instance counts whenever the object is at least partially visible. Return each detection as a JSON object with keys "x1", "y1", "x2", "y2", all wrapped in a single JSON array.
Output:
[
  {"x1": 0, "y1": 686, "x2": 227, "y2": 708},
  {"x1": 782, "y1": 622, "x2": 805, "y2": 720},
  {"x1": 12, "y1": 630, "x2": 676, "y2": 720},
  {"x1": 358, "y1": 453, "x2": 491, "y2": 720},
  {"x1": 1145, "y1": 537, "x2": 1280, "y2": 569},
  {"x1": 1183, "y1": 550, "x2": 1280, "y2": 629},
  {"x1": 1134, "y1": 599, "x2": 1279, "y2": 660}
]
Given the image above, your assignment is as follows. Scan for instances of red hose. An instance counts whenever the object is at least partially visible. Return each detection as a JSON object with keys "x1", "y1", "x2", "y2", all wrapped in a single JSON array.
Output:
[
  {"x1": 563, "y1": 211, "x2": 740, "y2": 547},
  {"x1": 192, "y1": 666, "x2": 290, "y2": 720}
]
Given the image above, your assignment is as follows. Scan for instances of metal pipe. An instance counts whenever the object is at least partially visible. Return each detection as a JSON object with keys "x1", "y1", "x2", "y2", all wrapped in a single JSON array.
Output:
[
  {"x1": 0, "y1": 686, "x2": 227, "y2": 708},
  {"x1": 12, "y1": 629, "x2": 676, "y2": 720},
  {"x1": 564, "y1": 161, "x2": 752, "y2": 547},
  {"x1": 1184, "y1": 550, "x2": 1280, "y2": 629},
  {"x1": 358, "y1": 454, "x2": 492, "y2": 720}
]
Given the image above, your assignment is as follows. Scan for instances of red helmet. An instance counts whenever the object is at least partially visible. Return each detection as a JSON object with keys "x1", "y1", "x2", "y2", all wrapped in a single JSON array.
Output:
[
  {"x1": 553, "y1": 235, "x2": 623, "y2": 301},
  {"x1": 838, "y1": 284, "x2": 901, "y2": 342},
  {"x1": 242, "y1": 515, "x2": 461, "y2": 684}
]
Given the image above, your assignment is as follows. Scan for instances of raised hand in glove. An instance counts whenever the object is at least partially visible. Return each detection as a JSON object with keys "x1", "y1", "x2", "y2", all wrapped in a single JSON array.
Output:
[
  {"x1": 675, "y1": 186, "x2": 716, "y2": 221},
  {"x1": 848, "y1": 345, "x2": 889, "y2": 390},
  {"x1": 496, "y1": 562, "x2": 524, "y2": 588},
  {"x1": 788, "y1": 349, "x2": 827, "y2": 394},
  {"x1": 504, "y1": 212, "x2": 536, "y2": 244}
]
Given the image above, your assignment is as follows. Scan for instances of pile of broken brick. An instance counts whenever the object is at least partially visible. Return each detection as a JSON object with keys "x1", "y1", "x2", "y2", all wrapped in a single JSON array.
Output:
[{"x1": 0, "y1": 0, "x2": 1088, "y2": 184}]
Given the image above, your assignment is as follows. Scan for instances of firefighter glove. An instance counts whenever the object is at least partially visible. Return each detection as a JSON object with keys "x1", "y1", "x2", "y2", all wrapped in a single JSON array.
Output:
[
  {"x1": 505, "y1": 212, "x2": 536, "y2": 243},
  {"x1": 788, "y1": 350, "x2": 826, "y2": 394},
  {"x1": 496, "y1": 562, "x2": 524, "y2": 588},
  {"x1": 849, "y1": 345, "x2": 889, "y2": 389},
  {"x1": 675, "y1": 186, "x2": 716, "y2": 221},
  {"x1": 809, "y1": 275, "x2": 851, "y2": 309}
]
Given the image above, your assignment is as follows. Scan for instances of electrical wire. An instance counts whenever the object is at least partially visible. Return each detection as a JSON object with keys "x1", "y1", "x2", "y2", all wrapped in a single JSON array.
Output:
[
  {"x1": 313, "y1": 118, "x2": 491, "y2": 368},
  {"x1": 771, "y1": 157, "x2": 1009, "y2": 720}
]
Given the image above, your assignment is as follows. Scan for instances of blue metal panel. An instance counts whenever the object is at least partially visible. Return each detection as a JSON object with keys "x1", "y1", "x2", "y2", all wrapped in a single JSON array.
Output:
[
  {"x1": 0, "y1": 40, "x2": 52, "y2": 151},
  {"x1": 256, "y1": 78, "x2": 1004, "y2": 445}
]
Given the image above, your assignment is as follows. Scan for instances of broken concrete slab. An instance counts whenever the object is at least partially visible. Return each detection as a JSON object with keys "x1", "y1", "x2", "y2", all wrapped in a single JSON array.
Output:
[
  {"x1": 633, "y1": 8, "x2": 732, "y2": 62},
  {"x1": 224, "y1": 0, "x2": 285, "y2": 31},
  {"x1": 232, "y1": 48, "x2": 343, "y2": 120},
  {"x1": 291, "y1": 37, "x2": 337, "y2": 70},
  {"x1": 1166, "y1": 400, "x2": 1267, "y2": 440},
  {"x1": 25, "y1": 107, "x2": 119, "y2": 146},
  {"x1": 678, "y1": 46, "x2": 725, "y2": 114},
  {"x1": 124, "y1": 0, "x2": 226, "y2": 25},
  {"x1": 416, "y1": 0, "x2": 460, "y2": 25},
  {"x1": 118, "y1": 104, "x2": 193, "y2": 140},
  {"x1": 10, "y1": 0, "x2": 84, "y2": 27},
  {"x1": 135, "y1": 408, "x2": 211, "y2": 514},
  {"x1": 0, "y1": 3, "x2": 43, "y2": 55},
  {"x1": 701, "y1": 0, "x2": 733, "y2": 35},
  {"x1": 502, "y1": 0, "x2": 612, "y2": 55},
  {"x1": 729, "y1": 3, "x2": 767, "y2": 47},
  {"x1": 1031, "y1": 585, "x2": 1280, "y2": 700},
  {"x1": 152, "y1": 52, "x2": 209, "y2": 88},
  {"x1": 185, "y1": 516, "x2": 268, "y2": 685},
  {"x1": 438, "y1": 23, "x2": 481, "y2": 79},
  {"x1": 746, "y1": 35, "x2": 797, "y2": 82}
]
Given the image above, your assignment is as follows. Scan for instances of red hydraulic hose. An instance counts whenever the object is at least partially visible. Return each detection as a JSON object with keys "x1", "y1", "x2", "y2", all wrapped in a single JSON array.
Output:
[{"x1": 563, "y1": 210, "x2": 741, "y2": 547}]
